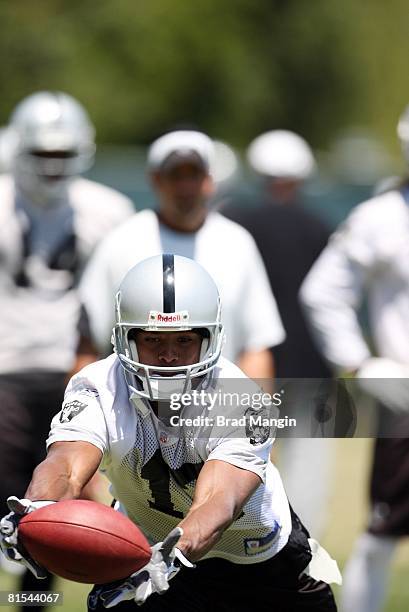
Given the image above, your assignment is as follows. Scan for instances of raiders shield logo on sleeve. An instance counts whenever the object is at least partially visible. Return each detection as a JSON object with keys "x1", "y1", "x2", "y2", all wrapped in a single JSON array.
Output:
[
  {"x1": 244, "y1": 406, "x2": 270, "y2": 445},
  {"x1": 60, "y1": 400, "x2": 87, "y2": 423}
]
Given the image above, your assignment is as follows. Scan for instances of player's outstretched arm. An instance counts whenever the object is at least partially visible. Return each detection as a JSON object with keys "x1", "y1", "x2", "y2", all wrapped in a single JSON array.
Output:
[
  {"x1": 177, "y1": 459, "x2": 261, "y2": 562},
  {"x1": 25, "y1": 441, "x2": 102, "y2": 502}
]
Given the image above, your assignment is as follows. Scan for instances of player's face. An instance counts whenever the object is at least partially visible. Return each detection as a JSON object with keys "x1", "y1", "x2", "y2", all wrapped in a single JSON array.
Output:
[
  {"x1": 28, "y1": 149, "x2": 78, "y2": 181},
  {"x1": 134, "y1": 330, "x2": 202, "y2": 371},
  {"x1": 152, "y1": 162, "x2": 211, "y2": 213},
  {"x1": 268, "y1": 177, "x2": 300, "y2": 205}
]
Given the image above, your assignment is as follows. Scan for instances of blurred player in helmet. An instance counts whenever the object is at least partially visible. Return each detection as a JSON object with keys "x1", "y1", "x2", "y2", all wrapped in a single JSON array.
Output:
[
  {"x1": 10, "y1": 91, "x2": 95, "y2": 205},
  {"x1": 1, "y1": 254, "x2": 340, "y2": 610},
  {"x1": 300, "y1": 105, "x2": 409, "y2": 612},
  {"x1": 77, "y1": 129, "x2": 284, "y2": 382},
  {"x1": 0, "y1": 91, "x2": 134, "y2": 605}
]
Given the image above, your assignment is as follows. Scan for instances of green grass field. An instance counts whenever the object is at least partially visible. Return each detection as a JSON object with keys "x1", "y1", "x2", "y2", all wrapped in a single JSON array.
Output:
[
  {"x1": 1, "y1": 439, "x2": 408, "y2": 611},
  {"x1": 324, "y1": 439, "x2": 409, "y2": 611}
]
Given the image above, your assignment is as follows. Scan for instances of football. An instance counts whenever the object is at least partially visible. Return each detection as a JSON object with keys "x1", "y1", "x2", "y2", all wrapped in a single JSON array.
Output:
[{"x1": 18, "y1": 500, "x2": 152, "y2": 584}]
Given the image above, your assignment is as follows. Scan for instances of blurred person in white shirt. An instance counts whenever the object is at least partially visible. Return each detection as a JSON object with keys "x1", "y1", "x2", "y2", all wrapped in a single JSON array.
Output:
[{"x1": 78, "y1": 129, "x2": 285, "y2": 381}]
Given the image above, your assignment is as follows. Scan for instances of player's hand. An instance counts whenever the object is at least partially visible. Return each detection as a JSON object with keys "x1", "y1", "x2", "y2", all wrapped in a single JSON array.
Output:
[
  {"x1": 88, "y1": 527, "x2": 194, "y2": 609},
  {"x1": 0, "y1": 496, "x2": 54, "y2": 579},
  {"x1": 356, "y1": 357, "x2": 409, "y2": 414}
]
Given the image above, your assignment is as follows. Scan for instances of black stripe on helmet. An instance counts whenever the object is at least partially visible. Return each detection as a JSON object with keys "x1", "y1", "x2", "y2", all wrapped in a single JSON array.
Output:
[{"x1": 162, "y1": 254, "x2": 175, "y2": 312}]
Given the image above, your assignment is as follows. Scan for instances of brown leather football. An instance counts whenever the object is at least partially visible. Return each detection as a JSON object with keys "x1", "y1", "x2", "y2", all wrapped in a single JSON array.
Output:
[{"x1": 19, "y1": 500, "x2": 151, "y2": 584}]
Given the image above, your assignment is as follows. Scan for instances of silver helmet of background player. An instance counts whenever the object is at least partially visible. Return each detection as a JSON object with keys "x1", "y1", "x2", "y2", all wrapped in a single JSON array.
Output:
[
  {"x1": 8, "y1": 91, "x2": 95, "y2": 206},
  {"x1": 113, "y1": 254, "x2": 224, "y2": 400}
]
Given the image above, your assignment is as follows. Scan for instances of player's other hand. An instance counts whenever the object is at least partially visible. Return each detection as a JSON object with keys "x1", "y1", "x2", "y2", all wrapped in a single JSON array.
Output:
[
  {"x1": 357, "y1": 357, "x2": 409, "y2": 414},
  {"x1": 88, "y1": 526, "x2": 194, "y2": 609},
  {"x1": 0, "y1": 496, "x2": 54, "y2": 579}
]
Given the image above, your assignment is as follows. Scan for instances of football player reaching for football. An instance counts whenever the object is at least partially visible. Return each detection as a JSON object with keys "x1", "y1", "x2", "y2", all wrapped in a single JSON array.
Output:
[{"x1": 1, "y1": 255, "x2": 340, "y2": 611}]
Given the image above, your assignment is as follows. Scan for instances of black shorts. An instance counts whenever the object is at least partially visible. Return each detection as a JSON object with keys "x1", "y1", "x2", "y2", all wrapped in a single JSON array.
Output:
[
  {"x1": 88, "y1": 510, "x2": 337, "y2": 612},
  {"x1": 0, "y1": 371, "x2": 66, "y2": 516},
  {"x1": 368, "y1": 409, "x2": 409, "y2": 536},
  {"x1": 0, "y1": 371, "x2": 66, "y2": 607}
]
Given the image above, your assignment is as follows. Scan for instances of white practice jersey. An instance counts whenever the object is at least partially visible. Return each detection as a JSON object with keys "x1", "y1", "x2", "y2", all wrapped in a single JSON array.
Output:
[
  {"x1": 0, "y1": 175, "x2": 134, "y2": 373},
  {"x1": 47, "y1": 355, "x2": 292, "y2": 564},
  {"x1": 79, "y1": 209, "x2": 285, "y2": 362},
  {"x1": 300, "y1": 188, "x2": 409, "y2": 370}
]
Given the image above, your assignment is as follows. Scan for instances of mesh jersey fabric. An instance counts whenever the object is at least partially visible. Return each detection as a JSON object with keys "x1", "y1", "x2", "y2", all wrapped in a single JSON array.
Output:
[{"x1": 47, "y1": 354, "x2": 292, "y2": 564}]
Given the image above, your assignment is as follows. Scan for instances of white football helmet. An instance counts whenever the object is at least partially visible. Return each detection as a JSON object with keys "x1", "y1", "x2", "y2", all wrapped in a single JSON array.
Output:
[
  {"x1": 397, "y1": 104, "x2": 409, "y2": 164},
  {"x1": 8, "y1": 91, "x2": 95, "y2": 205},
  {"x1": 113, "y1": 254, "x2": 224, "y2": 400}
]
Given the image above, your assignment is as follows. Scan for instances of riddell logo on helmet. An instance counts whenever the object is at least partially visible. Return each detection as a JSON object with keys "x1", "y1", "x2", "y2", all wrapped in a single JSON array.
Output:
[
  {"x1": 148, "y1": 310, "x2": 190, "y2": 324},
  {"x1": 158, "y1": 313, "x2": 181, "y2": 322}
]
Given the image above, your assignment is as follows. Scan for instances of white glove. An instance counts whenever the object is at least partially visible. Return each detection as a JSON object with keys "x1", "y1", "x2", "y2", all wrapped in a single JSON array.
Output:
[
  {"x1": 357, "y1": 357, "x2": 409, "y2": 414},
  {"x1": 88, "y1": 526, "x2": 194, "y2": 609},
  {"x1": 0, "y1": 496, "x2": 55, "y2": 579}
]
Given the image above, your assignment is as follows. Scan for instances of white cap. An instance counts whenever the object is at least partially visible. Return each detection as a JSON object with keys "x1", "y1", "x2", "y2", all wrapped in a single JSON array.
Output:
[
  {"x1": 247, "y1": 129, "x2": 316, "y2": 179},
  {"x1": 147, "y1": 130, "x2": 214, "y2": 173}
]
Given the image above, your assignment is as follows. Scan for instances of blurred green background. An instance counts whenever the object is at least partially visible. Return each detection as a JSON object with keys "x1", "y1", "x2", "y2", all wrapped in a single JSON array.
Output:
[
  {"x1": 1, "y1": 1, "x2": 408, "y2": 224},
  {"x1": 2, "y1": 1, "x2": 409, "y2": 223},
  {"x1": 0, "y1": 0, "x2": 408, "y2": 151},
  {"x1": 1, "y1": 1, "x2": 409, "y2": 609}
]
